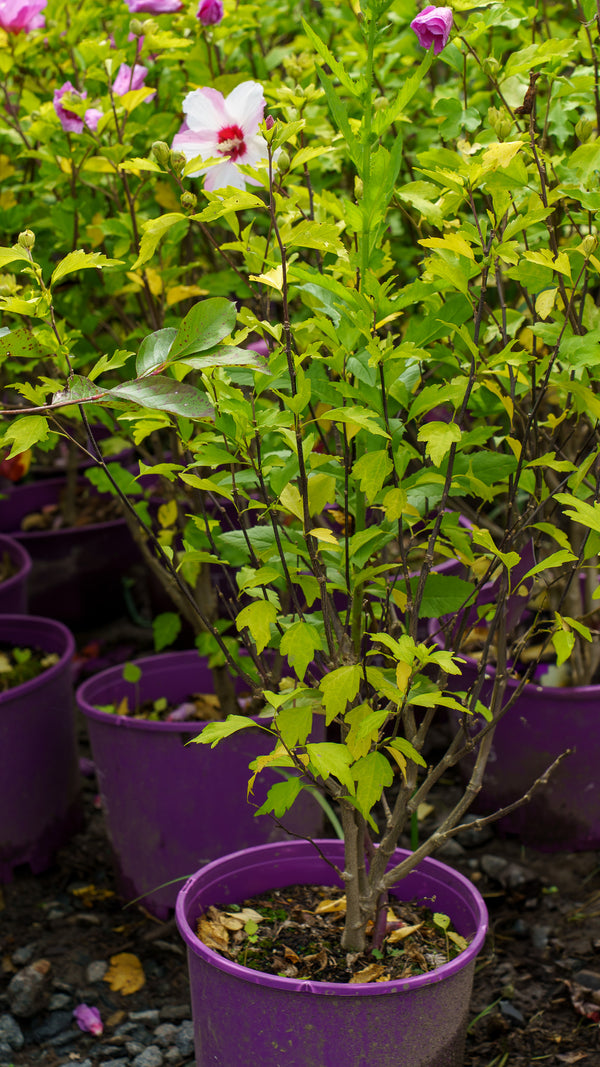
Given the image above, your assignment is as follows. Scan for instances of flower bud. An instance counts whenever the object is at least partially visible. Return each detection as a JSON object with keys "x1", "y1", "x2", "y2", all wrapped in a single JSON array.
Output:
[
  {"x1": 483, "y1": 56, "x2": 500, "y2": 78},
  {"x1": 180, "y1": 190, "x2": 197, "y2": 211},
  {"x1": 488, "y1": 106, "x2": 512, "y2": 140},
  {"x1": 354, "y1": 177, "x2": 363, "y2": 200},
  {"x1": 17, "y1": 229, "x2": 35, "y2": 250},
  {"x1": 141, "y1": 19, "x2": 158, "y2": 35},
  {"x1": 575, "y1": 118, "x2": 594, "y2": 143},
  {"x1": 582, "y1": 234, "x2": 598, "y2": 257},
  {"x1": 276, "y1": 148, "x2": 290, "y2": 172},
  {"x1": 152, "y1": 140, "x2": 171, "y2": 167},
  {"x1": 129, "y1": 18, "x2": 143, "y2": 36},
  {"x1": 373, "y1": 96, "x2": 387, "y2": 110},
  {"x1": 169, "y1": 149, "x2": 186, "y2": 176}
]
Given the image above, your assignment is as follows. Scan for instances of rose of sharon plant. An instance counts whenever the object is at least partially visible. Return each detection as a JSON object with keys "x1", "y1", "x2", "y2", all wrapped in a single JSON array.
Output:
[
  {"x1": 0, "y1": 0, "x2": 598, "y2": 978},
  {"x1": 197, "y1": 0, "x2": 223, "y2": 27}
]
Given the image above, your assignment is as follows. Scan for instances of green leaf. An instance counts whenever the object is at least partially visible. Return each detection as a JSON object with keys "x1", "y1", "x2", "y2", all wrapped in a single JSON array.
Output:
[
  {"x1": 108, "y1": 376, "x2": 215, "y2": 420},
  {"x1": 306, "y1": 742, "x2": 355, "y2": 792},
  {"x1": 1, "y1": 415, "x2": 49, "y2": 458},
  {"x1": 50, "y1": 250, "x2": 123, "y2": 287},
  {"x1": 255, "y1": 777, "x2": 303, "y2": 818},
  {"x1": 279, "y1": 621, "x2": 323, "y2": 682},
  {"x1": 0, "y1": 246, "x2": 36, "y2": 270},
  {"x1": 319, "y1": 665, "x2": 361, "y2": 725},
  {"x1": 152, "y1": 612, "x2": 182, "y2": 652},
  {"x1": 192, "y1": 715, "x2": 263, "y2": 746},
  {"x1": 417, "y1": 422, "x2": 461, "y2": 466},
  {"x1": 123, "y1": 662, "x2": 141, "y2": 684},
  {"x1": 180, "y1": 345, "x2": 267, "y2": 371},
  {"x1": 324, "y1": 407, "x2": 389, "y2": 439},
  {"x1": 169, "y1": 299, "x2": 237, "y2": 361},
  {"x1": 351, "y1": 450, "x2": 393, "y2": 503},
  {"x1": 352, "y1": 752, "x2": 393, "y2": 821},
  {"x1": 132, "y1": 213, "x2": 188, "y2": 270},
  {"x1": 236, "y1": 600, "x2": 278, "y2": 653},
  {"x1": 386, "y1": 737, "x2": 427, "y2": 769},
  {"x1": 136, "y1": 328, "x2": 177, "y2": 377}
]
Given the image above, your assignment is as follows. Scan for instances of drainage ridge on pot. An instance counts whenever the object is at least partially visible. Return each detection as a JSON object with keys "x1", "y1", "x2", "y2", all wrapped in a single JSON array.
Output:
[
  {"x1": 175, "y1": 839, "x2": 488, "y2": 1067},
  {"x1": 76, "y1": 650, "x2": 324, "y2": 919},
  {"x1": 0, "y1": 613, "x2": 82, "y2": 880}
]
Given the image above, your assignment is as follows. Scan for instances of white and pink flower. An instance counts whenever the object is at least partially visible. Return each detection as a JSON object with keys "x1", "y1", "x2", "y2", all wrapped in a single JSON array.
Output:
[
  {"x1": 0, "y1": 0, "x2": 46, "y2": 34},
  {"x1": 172, "y1": 81, "x2": 268, "y2": 192}
]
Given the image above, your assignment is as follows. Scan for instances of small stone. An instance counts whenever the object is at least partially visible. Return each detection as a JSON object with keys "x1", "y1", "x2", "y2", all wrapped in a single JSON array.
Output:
[
  {"x1": 11, "y1": 944, "x2": 37, "y2": 967},
  {"x1": 86, "y1": 960, "x2": 109, "y2": 983},
  {"x1": 7, "y1": 959, "x2": 51, "y2": 1017},
  {"x1": 48, "y1": 992, "x2": 72, "y2": 1010},
  {"x1": 98, "y1": 1059, "x2": 128, "y2": 1067},
  {"x1": 133, "y1": 1046, "x2": 164, "y2": 1067},
  {"x1": 59, "y1": 1061, "x2": 93, "y2": 1067},
  {"x1": 158, "y1": 1005, "x2": 191, "y2": 1022},
  {"x1": 127, "y1": 1041, "x2": 147, "y2": 1055},
  {"x1": 531, "y1": 925, "x2": 551, "y2": 951},
  {"x1": 154, "y1": 1023, "x2": 179, "y2": 1047},
  {"x1": 129, "y1": 1009, "x2": 160, "y2": 1025},
  {"x1": 27, "y1": 1008, "x2": 73, "y2": 1043},
  {"x1": 0, "y1": 1013, "x2": 24, "y2": 1049},
  {"x1": 436, "y1": 839, "x2": 465, "y2": 860},
  {"x1": 164, "y1": 1050, "x2": 182, "y2": 1065},
  {"x1": 47, "y1": 908, "x2": 66, "y2": 921},
  {"x1": 175, "y1": 1021, "x2": 194, "y2": 1057},
  {"x1": 455, "y1": 814, "x2": 494, "y2": 849}
]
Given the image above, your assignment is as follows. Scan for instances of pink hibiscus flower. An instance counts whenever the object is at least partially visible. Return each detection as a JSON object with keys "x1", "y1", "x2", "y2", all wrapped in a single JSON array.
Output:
[
  {"x1": 410, "y1": 6, "x2": 453, "y2": 55},
  {"x1": 0, "y1": 0, "x2": 47, "y2": 34}
]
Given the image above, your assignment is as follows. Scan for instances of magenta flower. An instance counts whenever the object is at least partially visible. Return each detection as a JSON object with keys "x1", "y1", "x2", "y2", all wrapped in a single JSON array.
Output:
[
  {"x1": 197, "y1": 0, "x2": 223, "y2": 26},
  {"x1": 0, "y1": 0, "x2": 46, "y2": 33},
  {"x1": 124, "y1": 0, "x2": 182, "y2": 11},
  {"x1": 73, "y1": 1004, "x2": 103, "y2": 1036},
  {"x1": 84, "y1": 108, "x2": 103, "y2": 132},
  {"x1": 112, "y1": 63, "x2": 155, "y2": 100},
  {"x1": 410, "y1": 6, "x2": 453, "y2": 55},
  {"x1": 53, "y1": 84, "x2": 102, "y2": 134},
  {"x1": 172, "y1": 81, "x2": 268, "y2": 192}
]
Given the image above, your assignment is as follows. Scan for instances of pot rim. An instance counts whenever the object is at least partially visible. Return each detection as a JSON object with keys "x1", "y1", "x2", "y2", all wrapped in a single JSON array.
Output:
[
  {"x1": 3, "y1": 476, "x2": 128, "y2": 539},
  {"x1": 76, "y1": 648, "x2": 270, "y2": 734},
  {"x1": 0, "y1": 533, "x2": 32, "y2": 591},
  {"x1": 175, "y1": 838, "x2": 488, "y2": 997},
  {"x1": 0, "y1": 613, "x2": 75, "y2": 704}
]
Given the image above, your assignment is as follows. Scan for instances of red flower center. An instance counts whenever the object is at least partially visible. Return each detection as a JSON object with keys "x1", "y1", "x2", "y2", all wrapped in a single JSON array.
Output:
[{"x1": 217, "y1": 124, "x2": 246, "y2": 161}]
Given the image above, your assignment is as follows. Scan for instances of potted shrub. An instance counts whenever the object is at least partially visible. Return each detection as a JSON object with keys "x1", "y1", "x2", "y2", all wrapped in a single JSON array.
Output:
[{"x1": 1, "y1": 0, "x2": 599, "y2": 1062}]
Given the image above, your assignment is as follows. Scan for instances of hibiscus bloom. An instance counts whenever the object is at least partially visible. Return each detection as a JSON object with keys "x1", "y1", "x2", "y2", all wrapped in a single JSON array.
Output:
[
  {"x1": 73, "y1": 1004, "x2": 103, "y2": 1036},
  {"x1": 53, "y1": 83, "x2": 102, "y2": 134},
  {"x1": 172, "y1": 81, "x2": 268, "y2": 192},
  {"x1": 197, "y1": 0, "x2": 223, "y2": 25},
  {"x1": 124, "y1": 0, "x2": 182, "y2": 12},
  {"x1": 112, "y1": 63, "x2": 155, "y2": 100},
  {"x1": 0, "y1": 0, "x2": 46, "y2": 34},
  {"x1": 410, "y1": 6, "x2": 453, "y2": 55}
]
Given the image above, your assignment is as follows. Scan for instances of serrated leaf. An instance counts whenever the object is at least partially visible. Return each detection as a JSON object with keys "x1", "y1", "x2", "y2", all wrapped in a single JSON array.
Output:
[
  {"x1": 352, "y1": 450, "x2": 393, "y2": 503},
  {"x1": 131, "y1": 212, "x2": 188, "y2": 270},
  {"x1": 152, "y1": 612, "x2": 182, "y2": 652},
  {"x1": 50, "y1": 250, "x2": 122, "y2": 287},
  {"x1": 0, "y1": 246, "x2": 35, "y2": 270},
  {"x1": 192, "y1": 715, "x2": 263, "y2": 746},
  {"x1": 255, "y1": 777, "x2": 303, "y2": 818},
  {"x1": 417, "y1": 421, "x2": 461, "y2": 466},
  {"x1": 280, "y1": 620, "x2": 323, "y2": 681},
  {"x1": 1, "y1": 415, "x2": 49, "y2": 458},
  {"x1": 306, "y1": 742, "x2": 355, "y2": 792},
  {"x1": 353, "y1": 752, "x2": 393, "y2": 820},
  {"x1": 236, "y1": 599, "x2": 278, "y2": 653},
  {"x1": 319, "y1": 665, "x2": 361, "y2": 725}
]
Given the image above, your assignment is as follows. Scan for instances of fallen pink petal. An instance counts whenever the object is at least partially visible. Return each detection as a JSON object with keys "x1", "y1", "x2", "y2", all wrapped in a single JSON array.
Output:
[{"x1": 73, "y1": 1004, "x2": 103, "y2": 1036}]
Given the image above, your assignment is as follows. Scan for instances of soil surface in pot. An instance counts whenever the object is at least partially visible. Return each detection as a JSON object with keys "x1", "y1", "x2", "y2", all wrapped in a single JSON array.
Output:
[
  {"x1": 2, "y1": 772, "x2": 600, "y2": 1066},
  {"x1": 0, "y1": 643, "x2": 59, "y2": 693},
  {"x1": 196, "y1": 883, "x2": 466, "y2": 982},
  {"x1": 18, "y1": 484, "x2": 123, "y2": 532}
]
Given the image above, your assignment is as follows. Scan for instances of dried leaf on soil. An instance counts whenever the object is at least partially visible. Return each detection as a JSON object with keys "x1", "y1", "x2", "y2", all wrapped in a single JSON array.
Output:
[
  {"x1": 349, "y1": 962, "x2": 388, "y2": 984},
  {"x1": 103, "y1": 952, "x2": 146, "y2": 994}
]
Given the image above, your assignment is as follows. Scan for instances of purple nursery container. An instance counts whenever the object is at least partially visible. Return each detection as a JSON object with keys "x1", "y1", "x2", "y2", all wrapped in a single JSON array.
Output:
[
  {"x1": 0, "y1": 477, "x2": 139, "y2": 627},
  {"x1": 76, "y1": 651, "x2": 324, "y2": 919},
  {"x1": 0, "y1": 534, "x2": 32, "y2": 614},
  {"x1": 175, "y1": 839, "x2": 488, "y2": 1067},
  {"x1": 452, "y1": 658, "x2": 600, "y2": 850},
  {"x1": 0, "y1": 615, "x2": 81, "y2": 880}
]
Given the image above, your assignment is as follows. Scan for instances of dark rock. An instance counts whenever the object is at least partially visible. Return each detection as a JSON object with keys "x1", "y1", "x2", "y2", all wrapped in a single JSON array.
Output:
[
  {"x1": 154, "y1": 1022, "x2": 179, "y2": 1047},
  {"x1": 133, "y1": 1046, "x2": 164, "y2": 1067},
  {"x1": 7, "y1": 959, "x2": 52, "y2": 1017},
  {"x1": 455, "y1": 814, "x2": 494, "y2": 848},
  {"x1": 130, "y1": 1009, "x2": 160, "y2": 1025},
  {"x1": 175, "y1": 1021, "x2": 194, "y2": 1057},
  {"x1": 26, "y1": 1008, "x2": 74, "y2": 1043},
  {"x1": 0, "y1": 1014, "x2": 24, "y2": 1050},
  {"x1": 158, "y1": 1004, "x2": 191, "y2": 1022},
  {"x1": 11, "y1": 944, "x2": 37, "y2": 967}
]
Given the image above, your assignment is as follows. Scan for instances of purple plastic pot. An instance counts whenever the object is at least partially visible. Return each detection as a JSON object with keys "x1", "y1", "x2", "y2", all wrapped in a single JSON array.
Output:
[
  {"x1": 0, "y1": 615, "x2": 82, "y2": 880},
  {"x1": 449, "y1": 656, "x2": 600, "y2": 850},
  {"x1": 0, "y1": 534, "x2": 32, "y2": 613},
  {"x1": 175, "y1": 839, "x2": 488, "y2": 1067},
  {"x1": 76, "y1": 651, "x2": 324, "y2": 919},
  {"x1": 0, "y1": 478, "x2": 140, "y2": 627}
]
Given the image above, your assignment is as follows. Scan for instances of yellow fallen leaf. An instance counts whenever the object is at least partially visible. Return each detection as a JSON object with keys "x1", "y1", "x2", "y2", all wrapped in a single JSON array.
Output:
[
  {"x1": 197, "y1": 917, "x2": 229, "y2": 952},
  {"x1": 315, "y1": 896, "x2": 347, "y2": 915},
  {"x1": 349, "y1": 962, "x2": 386, "y2": 984},
  {"x1": 221, "y1": 907, "x2": 264, "y2": 930},
  {"x1": 387, "y1": 922, "x2": 423, "y2": 944},
  {"x1": 103, "y1": 953, "x2": 146, "y2": 995}
]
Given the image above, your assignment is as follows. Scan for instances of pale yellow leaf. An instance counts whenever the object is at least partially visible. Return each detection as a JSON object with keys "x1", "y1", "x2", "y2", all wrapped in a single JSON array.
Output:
[
  {"x1": 314, "y1": 896, "x2": 347, "y2": 915},
  {"x1": 349, "y1": 962, "x2": 387, "y2": 983},
  {"x1": 249, "y1": 266, "x2": 283, "y2": 291},
  {"x1": 387, "y1": 922, "x2": 424, "y2": 943},
  {"x1": 535, "y1": 288, "x2": 557, "y2": 320},
  {"x1": 103, "y1": 953, "x2": 146, "y2": 995}
]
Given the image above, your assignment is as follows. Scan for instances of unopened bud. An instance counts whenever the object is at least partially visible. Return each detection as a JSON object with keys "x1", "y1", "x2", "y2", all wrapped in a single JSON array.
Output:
[
  {"x1": 17, "y1": 229, "x2": 35, "y2": 249},
  {"x1": 575, "y1": 118, "x2": 594, "y2": 143},
  {"x1": 354, "y1": 176, "x2": 363, "y2": 200},
  {"x1": 488, "y1": 106, "x2": 512, "y2": 141},
  {"x1": 180, "y1": 190, "x2": 197, "y2": 211},
  {"x1": 169, "y1": 149, "x2": 186, "y2": 176},
  {"x1": 141, "y1": 19, "x2": 158, "y2": 35},
  {"x1": 276, "y1": 148, "x2": 290, "y2": 172},
  {"x1": 152, "y1": 140, "x2": 171, "y2": 167},
  {"x1": 373, "y1": 96, "x2": 387, "y2": 110},
  {"x1": 129, "y1": 18, "x2": 143, "y2": 35},
  {"x1": 265, "y1": 115, "x2": 275, "y2": 131},
  {"x1": 483, "y1": 56, "x2": 500, "y2": 78},
  {"x1": 582, "y1": 234, "x2": 598, "y2": 257}
]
